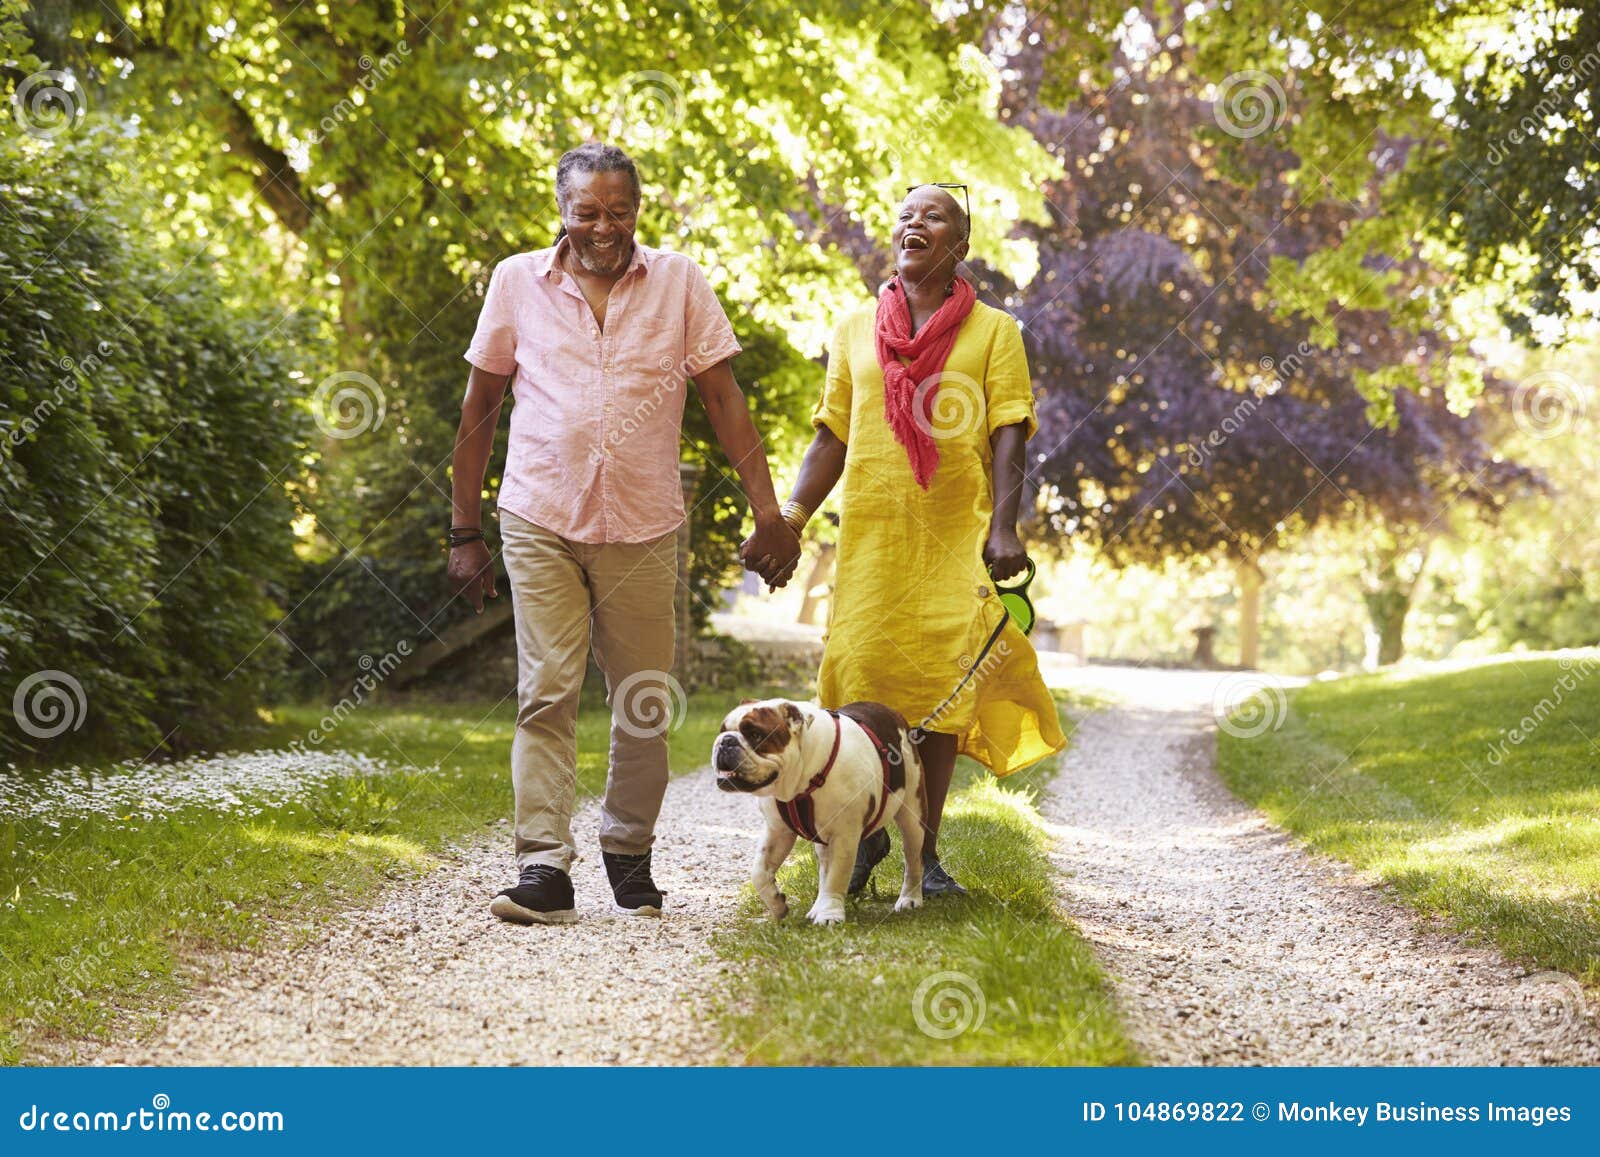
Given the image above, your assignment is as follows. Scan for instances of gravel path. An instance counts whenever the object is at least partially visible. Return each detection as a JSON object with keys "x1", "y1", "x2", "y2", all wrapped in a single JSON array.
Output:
[
  {"x1": 1040, "y1": 665, "x2": 1600, "y2": 1066},
  {"x1": 66, "y1": 663, "x2": 1600, "y2": 1066},
  {"x1": 84, "y1": 767, "x2": 753, "y2": 1066}
]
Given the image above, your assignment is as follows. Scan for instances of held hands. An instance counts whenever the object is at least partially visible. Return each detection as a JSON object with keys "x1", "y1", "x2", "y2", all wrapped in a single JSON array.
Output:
[
  {"x1": 741, "y1": 513, "x2": 802, "y2": 591},
  {"x1": 447, "y1": 538, "x2": 499, "y2": 613},
  {"x1": 983, "y1": 525, "x2": 1029, "y2": 583}
]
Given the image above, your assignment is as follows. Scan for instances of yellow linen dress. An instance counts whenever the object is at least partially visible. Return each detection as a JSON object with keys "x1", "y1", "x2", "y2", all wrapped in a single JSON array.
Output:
[{"x1": 812, "y1": 299, "x2": 1066, "y2": 777}]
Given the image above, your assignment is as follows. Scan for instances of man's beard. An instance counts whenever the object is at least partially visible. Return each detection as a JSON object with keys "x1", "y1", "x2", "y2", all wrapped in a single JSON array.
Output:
[{"x1": 573, "y1": 237, "x2": 631, "y2": 275}]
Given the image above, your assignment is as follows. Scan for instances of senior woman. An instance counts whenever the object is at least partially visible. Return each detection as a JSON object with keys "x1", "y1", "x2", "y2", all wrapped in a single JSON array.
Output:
[{"x1": 767, "y1": 183, "x2": 1065, "y2": 897}]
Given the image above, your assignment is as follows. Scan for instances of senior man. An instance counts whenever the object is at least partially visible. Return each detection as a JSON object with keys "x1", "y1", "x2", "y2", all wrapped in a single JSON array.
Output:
[{"x1": 448, "y1": 142, "x2": 799, "y2": 926}]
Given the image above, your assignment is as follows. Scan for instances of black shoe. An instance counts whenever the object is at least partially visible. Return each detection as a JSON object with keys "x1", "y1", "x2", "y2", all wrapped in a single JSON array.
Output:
[
  {"x1": 603, "y1": 850, "x2": 664, "y2": 916},
  {"x1": 847, "y1": 827, "x2": 892, "y2": 896},
  {"x1": 490, "y1": 864, "x2": 578, "y2": 925},
  {"x1": 921, "y1": 853, "x2": 968, "y2": 898}
]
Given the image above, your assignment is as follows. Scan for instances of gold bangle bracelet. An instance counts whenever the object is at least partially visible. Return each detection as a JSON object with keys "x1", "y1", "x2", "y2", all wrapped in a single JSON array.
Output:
[{"x1": 780, "y1": 499, "x2": 812, "y2": 535}]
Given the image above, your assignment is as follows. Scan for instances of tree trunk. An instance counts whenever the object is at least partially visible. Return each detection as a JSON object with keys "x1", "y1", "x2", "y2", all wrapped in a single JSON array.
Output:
[
  {"x1": 1235, "y1": 557, "x2": 1263, "y2": 669},
  {"x1": 796, "y1": 541, "x2": 837, "y2": 626},
  {"x1": 1363, "y1": 592, "x2": 1410, "y2": 668},
  {"x1": 1361, "y1": 529, "x2": 1430, "y2": 670}
]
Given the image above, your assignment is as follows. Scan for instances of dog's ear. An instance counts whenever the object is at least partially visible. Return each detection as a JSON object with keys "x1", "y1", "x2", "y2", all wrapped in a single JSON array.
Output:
[
  {"x1": 740, "y1": 697, "x2": 758, "y2": 706},
  {"x1": 784, "y1": 702, "x2": 805, "y2": 733}
]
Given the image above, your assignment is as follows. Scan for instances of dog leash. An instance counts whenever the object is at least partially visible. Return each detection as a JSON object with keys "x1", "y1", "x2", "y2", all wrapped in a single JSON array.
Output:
[{"x1": 910, "y1": 561, "x2": 1036, "y2": 740}]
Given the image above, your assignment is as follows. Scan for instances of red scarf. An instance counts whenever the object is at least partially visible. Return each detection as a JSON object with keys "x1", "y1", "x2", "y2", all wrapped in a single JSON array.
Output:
[{"x1": 874, "y1": 276, "x2": 977, "y2": 489}]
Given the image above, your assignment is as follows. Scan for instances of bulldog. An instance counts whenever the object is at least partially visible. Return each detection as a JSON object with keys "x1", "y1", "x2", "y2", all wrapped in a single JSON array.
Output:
[{"x1": 713, "y1": 698, "x2": 925, "y2": 925}]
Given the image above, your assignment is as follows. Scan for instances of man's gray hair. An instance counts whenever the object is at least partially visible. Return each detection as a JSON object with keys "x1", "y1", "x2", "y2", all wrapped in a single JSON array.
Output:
[{"x1": 555, "y1": 142, "x2": 641, "y2": 212}]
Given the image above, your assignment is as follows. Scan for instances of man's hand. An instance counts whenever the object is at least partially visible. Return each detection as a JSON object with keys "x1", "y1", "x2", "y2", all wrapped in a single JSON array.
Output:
[
  {"x1": 740, "y1": 514, "x2": 802, "y2": 589},
  {"x1": 983, "y1": 525, "x2": 1029, "y2": 582},
  {"x1": 447, "y1": 539, "x2": 499, "y2": 613}
]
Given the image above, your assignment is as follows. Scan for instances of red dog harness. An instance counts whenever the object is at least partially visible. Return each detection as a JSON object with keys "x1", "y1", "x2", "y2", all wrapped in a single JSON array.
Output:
[{"x1": 776, "y1": 709, "x2": 899, "y2": 845}]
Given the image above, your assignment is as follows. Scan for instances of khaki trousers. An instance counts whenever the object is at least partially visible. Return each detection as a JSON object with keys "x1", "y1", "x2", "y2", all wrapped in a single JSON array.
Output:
[{"x1": 499, "y1": 509, "x2": 678, "y2": 871}]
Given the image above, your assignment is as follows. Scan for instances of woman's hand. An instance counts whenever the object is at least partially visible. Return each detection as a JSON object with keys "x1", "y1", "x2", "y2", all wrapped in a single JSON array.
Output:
[
  {"x1": 448, "y1": 539, "x2": 499, "y2": 613},
  {"x1": 983, "y1": 525, "x2": 1029, "y2": 582},
  {"x1": 741, "y1": 514, "x2": 802, "y2": 589}
]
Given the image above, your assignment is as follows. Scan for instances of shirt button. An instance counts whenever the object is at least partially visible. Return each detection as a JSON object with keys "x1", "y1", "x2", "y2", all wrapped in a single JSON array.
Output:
[{"x1": 976, "y1": 585, "x2": 991, "y2": 598}]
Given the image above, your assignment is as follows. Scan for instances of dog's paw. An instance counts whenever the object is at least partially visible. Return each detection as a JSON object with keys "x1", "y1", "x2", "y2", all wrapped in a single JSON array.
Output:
[
  {"x1": 894, "y1": 893, "x2": 924, "y2": 913},
  {"x1": 807, "y1": 901, "x2": 846, "y2": 926},
  {"x1": 765, "y1": 892, "x2": 789, "y2": 921}
]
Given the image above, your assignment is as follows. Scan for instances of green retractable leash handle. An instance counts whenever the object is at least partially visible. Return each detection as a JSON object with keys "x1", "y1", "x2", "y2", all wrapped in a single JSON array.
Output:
[{"x1": 992, "y1": 557, "x2": 1037, "y2": 636}]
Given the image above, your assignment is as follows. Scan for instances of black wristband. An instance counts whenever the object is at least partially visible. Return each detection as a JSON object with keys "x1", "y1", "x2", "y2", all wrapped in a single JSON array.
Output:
[{"x1": 447, "y1": 528, "x2": 485, "y2": 549}]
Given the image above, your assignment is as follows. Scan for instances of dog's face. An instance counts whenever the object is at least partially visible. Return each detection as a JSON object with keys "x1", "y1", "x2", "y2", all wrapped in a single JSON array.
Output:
[{"x1": 713, "y1": 699, "x2": 809, "y2": 794}]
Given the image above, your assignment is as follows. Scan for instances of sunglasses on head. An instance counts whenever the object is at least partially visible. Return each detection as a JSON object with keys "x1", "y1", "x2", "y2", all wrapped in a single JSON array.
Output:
[{"x1": 906, "y1": 182, "x2": 970, "y2": 223}]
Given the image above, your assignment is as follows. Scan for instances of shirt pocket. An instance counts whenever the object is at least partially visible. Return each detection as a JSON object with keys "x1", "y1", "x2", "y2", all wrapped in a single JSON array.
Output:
[{"x1": 625, "y1": 311, "x2": 687, "y2": 381}]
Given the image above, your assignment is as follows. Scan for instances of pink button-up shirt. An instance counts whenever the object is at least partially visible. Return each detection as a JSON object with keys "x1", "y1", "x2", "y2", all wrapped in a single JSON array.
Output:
[{"x1": 463, "y1": 238, "x2": 741, "y2": 543}]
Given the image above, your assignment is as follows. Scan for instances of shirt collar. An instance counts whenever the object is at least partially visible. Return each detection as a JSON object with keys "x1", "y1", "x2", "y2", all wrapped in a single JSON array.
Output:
[{"x1": 534, "y1": 235, "x2": 653, "y2": 282}]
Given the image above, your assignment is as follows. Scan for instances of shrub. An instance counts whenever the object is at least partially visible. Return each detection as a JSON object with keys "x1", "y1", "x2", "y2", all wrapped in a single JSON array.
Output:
[{"x1": 0, "y1": 128, "x2": 313, "y2": 762}]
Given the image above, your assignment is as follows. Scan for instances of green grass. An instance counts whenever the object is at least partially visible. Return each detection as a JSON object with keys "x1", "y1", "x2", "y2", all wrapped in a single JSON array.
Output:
[
  {"x1": 0, "y1": 680, "x2": 771, "y2": 1064},
  {"x1": 1217, "y1": 651, "x2": 1600, "y2": 985},
  {"x1": 711, "y1": 694, "x2": 1137, "y2": 1066}
]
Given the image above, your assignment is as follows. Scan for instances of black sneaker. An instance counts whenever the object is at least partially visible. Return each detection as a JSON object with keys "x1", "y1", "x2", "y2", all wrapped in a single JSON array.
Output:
[
  {"x1": 603, "y1": 850, "x2": 664, "y2": 916},
  {"x1": 847, "y1": 827, "x2": 892, "y2": 896},
  {"x1": 490, "y1": 864, "x2": 578, "y2": 925},
  {"x1": 921, "y1": 852, "x2": 968, "y2": 898}
]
